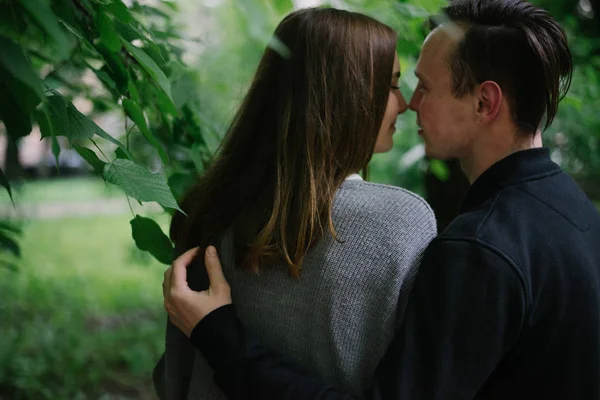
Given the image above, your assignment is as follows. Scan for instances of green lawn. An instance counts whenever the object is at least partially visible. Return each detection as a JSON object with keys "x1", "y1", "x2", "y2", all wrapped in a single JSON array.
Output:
[
  {"x1": 0, "y1": 176, "x2": 122, "y2": 206},
  {"x1": 0, "y1": 212, "x2": 169, "y2": 399}
]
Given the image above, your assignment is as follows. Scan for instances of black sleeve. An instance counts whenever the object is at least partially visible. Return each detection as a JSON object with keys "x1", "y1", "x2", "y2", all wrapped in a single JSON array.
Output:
[{"x1": 191, "y1": 239, "x2": 527, "y2": 400}]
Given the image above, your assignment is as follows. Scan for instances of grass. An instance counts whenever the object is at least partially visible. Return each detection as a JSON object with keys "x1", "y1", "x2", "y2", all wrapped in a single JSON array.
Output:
[
  {"x1": 0, "y1": 176, "x2": 122, "y2": 206},
  {"x1": 0, "y1": 212, "x2": 170, "y2": 399}
]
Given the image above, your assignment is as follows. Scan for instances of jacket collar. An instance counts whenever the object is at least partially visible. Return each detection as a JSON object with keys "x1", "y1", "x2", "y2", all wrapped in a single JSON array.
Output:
[{"x1": 460, "y1": 148, "x2": 561, "y2": 213}]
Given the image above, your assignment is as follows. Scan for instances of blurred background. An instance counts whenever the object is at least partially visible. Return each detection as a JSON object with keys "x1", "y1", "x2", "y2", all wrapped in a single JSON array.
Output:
[{"x1": 0, "y1": 0, "x2": 598, "y2": 398}]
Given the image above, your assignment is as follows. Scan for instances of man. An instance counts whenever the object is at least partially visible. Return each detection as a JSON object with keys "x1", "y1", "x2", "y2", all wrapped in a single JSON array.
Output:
[{"x1": 162, "y1": 0, "x2": 600, "y2": 398}]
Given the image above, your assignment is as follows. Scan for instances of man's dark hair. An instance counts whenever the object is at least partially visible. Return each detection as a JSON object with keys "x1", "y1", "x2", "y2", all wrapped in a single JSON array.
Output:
[{"x1": 430, "y1": 0, "x2": 573, "y2": 133}]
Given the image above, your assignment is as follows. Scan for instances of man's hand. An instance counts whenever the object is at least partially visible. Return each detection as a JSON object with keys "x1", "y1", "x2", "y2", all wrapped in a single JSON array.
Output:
[{"x1": 162, "y1": 246, "x2": 232, "y2": 337}]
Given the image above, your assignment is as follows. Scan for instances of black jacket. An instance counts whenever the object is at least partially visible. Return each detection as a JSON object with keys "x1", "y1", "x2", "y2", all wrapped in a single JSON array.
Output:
[{"x1": 192, "y1": 148, "x2": 600, "y2": 400}]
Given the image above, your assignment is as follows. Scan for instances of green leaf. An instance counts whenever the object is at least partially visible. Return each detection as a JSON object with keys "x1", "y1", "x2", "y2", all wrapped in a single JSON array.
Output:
[
  {"x1": 19, "y1": 0, "x2": 71, "y2": 60},
  {"x1": 94, "y1": 128, "x2": 135, "y2": 160},
  {"x1": 0, "y1": 231, "x2": 20, "y2": 257},
  {"x1": 0, "y1": 260, "x2": 18, "y2": 271},
  {"x1": 54, "y1": 0, "x2": 92, "y2": 25},
  {"x1": 0, "y1": 35, "x2": 44, "y2": 100},
  {"x1": 40, "y1": 94, "x2": 135, "y2": 160},
  {"x1": 59, "y1": 20, "x2": 85, "y2": 41},
  {"x1": 127, "y1": 79, "x2": 140, "y2": 103},
  {"x1": 122, "y1": 99, "x2": 168, "y2": 164},
  {"x1": 42, "y1": 95, "x2": 95, "y2": 140},
  {"x1": 143, "y1": 42, "x2": 169, "y2": 72},
  {"x1": 137, "y1": 5, "x2": 170, "y2": 18},
  {"x1": 74, "y1": 145, "x2": 106, "y2": 175},
  {"x1": 130, "y1": 215, "x2": 173, "y2": 264},
  {"x1": 151, "y1": 29, "x2": 178, "y2": 41},
  {"x1": 429, "y1": 159, "x2": 450, "y2": 182},
  {"x1": 39, "y1": 95, "x2": 67, "y2": 139},
  {"x1": 106, "y1": 1, "x2": 133, "y2": 23},
  {"x1": 93, "y1": 68, "x2": 118, "y2": 94},
  {"x1": 80, "y1": 38, "x2": 104, "y2": 59},
  {"x1": 0, "y1": 220, "x2": 21, "y2": 235},
  {"x1": 90, "y1": 97, "x2": 114, "y2": 113},
  {"x1": 181, "y1": 106, "x2": 207, "y2": 147},
  {"x1": 5, "y1": 78, "x2": 42, "y2": 115},
  {"x1": 114, "y1": 19, "x2": 145, "y2": 42},
  {"x1": 0, "y1": 4, "x2": 27, "y2": 38},
  {"x1": 122, "y1": 40, "x2": 172, "y2": 99},
  {"x1": 97, "y1": 11, "x2": 121, "y2": 52},
  {"x1": 35, "y1": 107, "x2": 53, "y2": 140},
  {"x1": 97, "y1": 44, "x2": 129, "y2": 91},
  {"x1": 188, "y1": 143, "x2": 207, "y2": 174},
  {"x1": 50, "y1": 133, "x2": 60, "y2": 172},
  {"x1": 103, "y1": 159, "x2": 182, "y2": 212},
  {"x1": 154, "y1": 84, "x2": 178, "y2": 116},
  {"x1": 0, "y1": 89, "x2": 32, "y2": 139},
  {"x1": 168, "y1": 172, "x2": 196, "y2": 202},
  {"x1": 37, "y1": 103, "x2": 61, "y2": 170},
  {"x1": 0, "y1": 167, "x2": 13, "y2": 205},
  {"x1": 161, "y1": 1, "x2": 177, "y2": 11},
  {"x1": 115, "y1": 147, "x2": 130, "y2": 160}
]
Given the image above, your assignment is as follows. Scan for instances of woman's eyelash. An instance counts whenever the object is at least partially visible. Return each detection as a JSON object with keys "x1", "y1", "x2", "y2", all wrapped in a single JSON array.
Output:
[{"x1": 390, "y1": 85, "x2": 400, "y2": 90}]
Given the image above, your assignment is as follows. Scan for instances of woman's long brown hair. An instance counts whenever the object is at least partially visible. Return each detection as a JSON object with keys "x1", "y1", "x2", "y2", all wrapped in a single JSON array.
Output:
[{"x1": 171, "y1": 8, "x2": 397, "y2": 278}]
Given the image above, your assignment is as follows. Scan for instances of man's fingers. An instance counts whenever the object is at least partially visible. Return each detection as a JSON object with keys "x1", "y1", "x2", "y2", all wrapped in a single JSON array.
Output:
[
  {"x1": 171, "y1": 247, "x2": 200, "y2": 289},
  {"x1": 163, "y1": 266, "x2": 172, "y2": 296},
  {"x1": 204, "y1": 246, "x2": 229, "y2": 292}
]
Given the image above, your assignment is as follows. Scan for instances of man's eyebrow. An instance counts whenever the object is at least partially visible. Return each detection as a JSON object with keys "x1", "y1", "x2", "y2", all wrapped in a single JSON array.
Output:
[{"x1": 414, "y1": 71, "x2": 427, "y2": 81}]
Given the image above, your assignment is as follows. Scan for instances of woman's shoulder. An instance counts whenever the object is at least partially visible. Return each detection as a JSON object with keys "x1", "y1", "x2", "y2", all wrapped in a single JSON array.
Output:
[
  {"x1": 335, "y1": 180, "x2": 437, "y2": 235},
  {"x1": 338, "y1": 180, "x2": 432, "y2": 213}
]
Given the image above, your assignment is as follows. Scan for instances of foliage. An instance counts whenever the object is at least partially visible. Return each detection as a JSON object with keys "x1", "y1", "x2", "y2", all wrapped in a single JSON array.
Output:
[
  {"x1": 0, "y1": 0, "x2": 209, "y2": 265},
  {"x1": 535, "y1": 0, "x2": 600, "y2": 196},
  {"x1": 0, "y1": 213, "x2": 166, "y2": 399},
  {"x1": 0, "y1": 220, "x2": 21, "y2": 271}
]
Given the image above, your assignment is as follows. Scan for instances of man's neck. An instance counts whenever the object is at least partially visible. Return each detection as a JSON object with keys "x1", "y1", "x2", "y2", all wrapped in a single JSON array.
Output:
[{"x1": 460, "y1": 131, "x2": 542, "y2": 184}]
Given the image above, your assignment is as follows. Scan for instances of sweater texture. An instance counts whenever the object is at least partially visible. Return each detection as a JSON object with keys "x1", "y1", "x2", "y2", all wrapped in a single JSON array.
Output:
[{"x1": 159, "y1": 180, "x2": 437, "y2": 399}]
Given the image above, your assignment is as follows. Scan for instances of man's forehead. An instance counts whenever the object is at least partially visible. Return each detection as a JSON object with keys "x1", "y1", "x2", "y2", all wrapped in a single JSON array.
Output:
[
  {"x1": 435, "y1": 22, "x2": 466, "y2": 42},
  {"x1": 418, "y1": 25, "x2": 463, "y2": 70},
  {"x1": 424, "y1": 26, "x2": 462, "y2": 54}
]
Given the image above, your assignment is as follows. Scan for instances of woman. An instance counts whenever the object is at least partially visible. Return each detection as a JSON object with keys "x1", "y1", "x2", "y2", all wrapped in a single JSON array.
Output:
[{"x1": 157, "y1": 7, "x2": 436, "y2": 399}]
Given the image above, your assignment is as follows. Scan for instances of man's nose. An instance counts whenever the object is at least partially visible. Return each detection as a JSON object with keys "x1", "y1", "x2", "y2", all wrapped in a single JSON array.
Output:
[{"x1": 408, "y1": 92, "x2": 420, "y2": 112}]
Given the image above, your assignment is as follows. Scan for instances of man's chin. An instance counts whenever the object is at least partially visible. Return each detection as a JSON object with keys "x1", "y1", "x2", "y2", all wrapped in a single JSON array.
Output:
[{"x1": 424, "y1": 147, "x2": 445, "y2": 160}]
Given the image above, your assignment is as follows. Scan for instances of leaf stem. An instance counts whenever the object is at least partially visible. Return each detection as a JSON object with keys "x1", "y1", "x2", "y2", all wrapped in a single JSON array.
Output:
[
  {"x1": 125, "y1": 195, "x2": 136, "y2": 217},
  {"x1": 125, "y1": 110, "x2": 129, "y2": 149},
  {"x1": 90, "y1": 138, "x2": 110, "y2": 162}
]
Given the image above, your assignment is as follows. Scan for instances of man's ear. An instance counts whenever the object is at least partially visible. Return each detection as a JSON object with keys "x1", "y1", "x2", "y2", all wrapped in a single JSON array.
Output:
[{"x1": 475, "y1": 81, "x2": 503, "y2": 123}]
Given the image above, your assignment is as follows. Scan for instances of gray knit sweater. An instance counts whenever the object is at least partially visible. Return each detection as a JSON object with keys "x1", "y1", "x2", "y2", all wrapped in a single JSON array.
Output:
[{"x1": 159, "y1": 180, "x2": 437, "y2": 399}]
